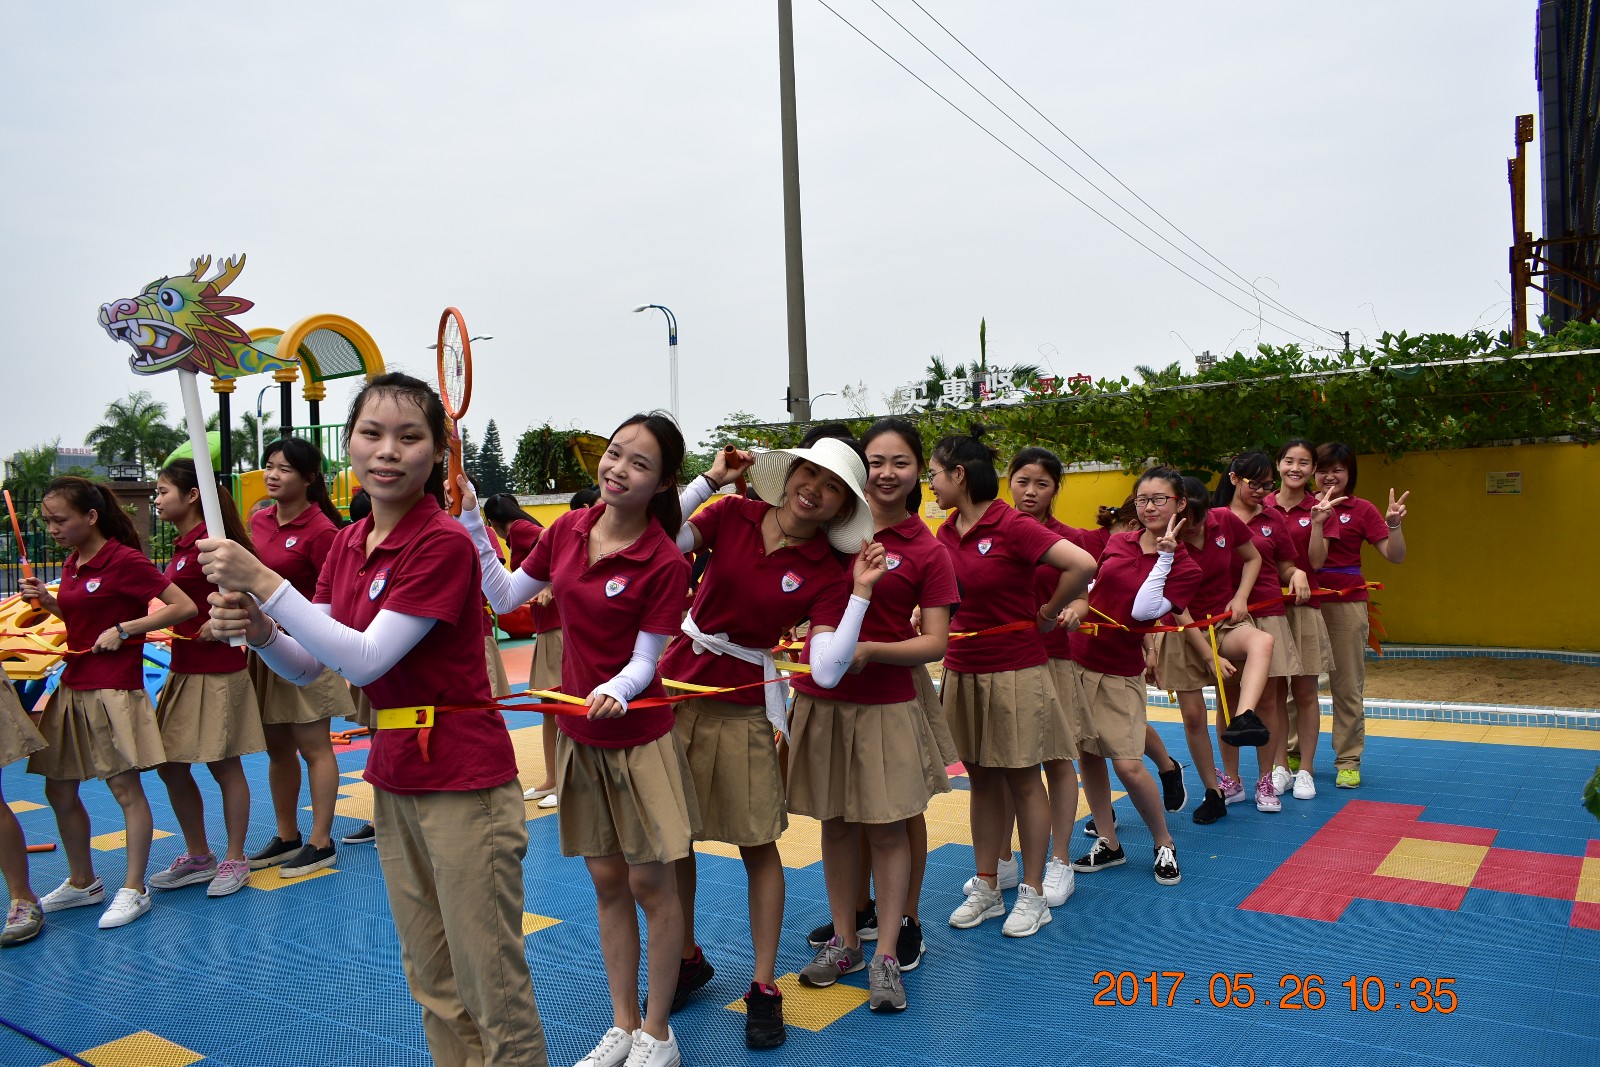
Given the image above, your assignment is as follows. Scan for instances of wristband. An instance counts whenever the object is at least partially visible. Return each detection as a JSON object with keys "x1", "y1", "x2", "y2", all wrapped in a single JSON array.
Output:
[
  {"x1": 1386, "y1": 519, "x2": 1402, "y2": 529},
  {"x1": 116, "y1": 623, "x2": 132, "y2": 641}
]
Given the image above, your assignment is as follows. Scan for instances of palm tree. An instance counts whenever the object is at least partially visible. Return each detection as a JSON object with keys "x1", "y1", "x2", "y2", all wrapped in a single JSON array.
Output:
[
  {"x1": 205, "y1": 409, "x2": 271, "y2": 471},
  {"x1": 1133, "y1": 361, "x2": 1186, "y2": 386},
  {"x1": 86, "y1": 390, "x2": 184, "y2": 478},
  {"x1": 3, "y1": 440, "x2": 63, "y2": 497}
]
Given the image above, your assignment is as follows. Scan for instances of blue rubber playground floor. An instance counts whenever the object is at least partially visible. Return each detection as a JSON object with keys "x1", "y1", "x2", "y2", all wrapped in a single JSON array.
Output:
[{"x1": 2, "y1": 669, "x2": 1598, "y2": 1067}]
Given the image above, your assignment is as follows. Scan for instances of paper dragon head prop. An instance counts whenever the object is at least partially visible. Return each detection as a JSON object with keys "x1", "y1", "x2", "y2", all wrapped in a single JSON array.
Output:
[{"x1": 98, "y1": 254, "x2": 291, "y2": 379}]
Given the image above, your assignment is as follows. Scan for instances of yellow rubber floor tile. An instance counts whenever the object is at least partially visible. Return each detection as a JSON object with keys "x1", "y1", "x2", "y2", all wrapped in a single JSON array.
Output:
[
  {"x1": 245, "y1": 866, "x2": 337, "y2": 891},
  {"x1": 724, "y1": 973, "x2": 868, "y2": 1030},
  {"x1": 1424, "y1": 725, "x2": 1492, "y2": 744},
  {"x1": 45, "y1": 1030, "x2": 202, "y2": 1067},
  {"x1": 522, "y1": 912, "x2": 560, "y2": 936},
  {"x1": 7, "y1": 799, "x2": 44, "y2": 813},
  {"x1": 1480, "y1": 726, "x2": 1550, "y2": 747},
  {"x1": 340, "y1": 770, "x2": 366, "y2": 779},
  {"x1": 90, "y1": 828, "x2": 171, "y2": 852},
  {"x1": 1367, "y1": 719, "x2": 1436, "y2": 740},
  {"x1": 1374, "y1": 837, "x2": 1489, "y2": 887},
  {"x1": 1542, "y1": 730, "x2": 1600, "y2": 751},
  {"x1": 1578, "y1": 858, "x2": 1600, "y2": 905}
]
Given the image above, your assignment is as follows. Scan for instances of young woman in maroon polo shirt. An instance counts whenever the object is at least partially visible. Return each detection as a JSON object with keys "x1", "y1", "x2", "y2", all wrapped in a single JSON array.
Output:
[
  {"x1": 1067, "y1": 468, "x2": 1201, "y2": 886},
  {"x1": 22, "y1": 478, "x2": 197, "y2": 930},
  {"x1": 466, "y1": 411, "x2": 696, "y2": 1067},
  {"x1": 1311, "y1": 442, "x2": 1409, "y2": 790},
  {"x1": 1, "y1": 675, "x2": 48, "y2": 945},
  {"x1": 146, "y1": 460, "x2": 265, "y2": 899},
  {"x1": 664, "y1": 436, "x2": 885, "y2": 1048},
  {"x1": 204, "y1": 373, "x2": 548, "y2": 1067},
  {"x1": 245, "y1": 437, "x2": 354, "y2": 876},
  {"x1": 1262, "y1": 438, "x2": 1336, "y2": 798},
  {"x1": 785, "y1": 419, "x2": 955, "y2": 1012},
  {"x1": 483, "y1": 493, "x2": 560, "y2": 805},
  {"x1": 931, "y1": 431, "x2": 1096, "y2": 938}
]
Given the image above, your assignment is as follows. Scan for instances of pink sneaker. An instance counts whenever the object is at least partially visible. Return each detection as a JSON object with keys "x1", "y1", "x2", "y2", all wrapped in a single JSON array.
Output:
[
  {"x1": 1255, "y1": 774, "x2": 1281, "y2": 813},
  {"x1": 148, "y1": 854, "x2": 217, "y2": 890},
  {"x1": 207, "y1": 859, "x2": 252, "y2": 897},
  {"x1": 1217, "y1": 772, "x2": 1246, "y2": 805}
]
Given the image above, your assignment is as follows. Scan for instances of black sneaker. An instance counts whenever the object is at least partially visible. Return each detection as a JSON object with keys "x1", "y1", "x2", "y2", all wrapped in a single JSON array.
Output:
[
  {"x1": 279, "y1": 843, "x2": 337, "y2": 878},
  {"x1": 804, "y1": 899, "x2": 878, "y2": 948},
  {"x1": 1159, "y1": 759, "x2": 1188, "y2": 812},
  {"x1": 1083, "y1": 811, "x2": 1119, "y2": 838},
  {"x1": 894, "y1": 916, "x2": 924, "y2": 972},
  {"x1": 1192, "y1": 788, "x2": 1228, "y2": 825},
  {"x1": 1071, "y1": 837, "x2": 1127, "y2": 873},
  {"x1": 341, "y1": 823, "x2": 376, "y2": 845},
  {"x1": 743, "y1": 981, "x2": 786, "y2": 1049},
  {"x1": 1153, "y1": 843, "x2": 1181, "y2": 886},
  {"x1": 247, "y1": 835, "x2": 303, "y2": 870},
  {"x1": 669, "y1": 947, "x2": 715, "y2": 1013}
]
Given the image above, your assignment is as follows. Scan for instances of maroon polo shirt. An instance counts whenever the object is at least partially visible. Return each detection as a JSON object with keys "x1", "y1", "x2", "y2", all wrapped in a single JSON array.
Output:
[
  {"x1": 251, "y1": 503, "x2": 339, "y2": 599},
  {"x1": 1033, "y1": 516, "x2": 1094, "y2": 660},
  {"x1": 1315, "y1": 496, "x2": 1391, "y2": 604},
  {"x1": 1228, "y1": 506, "x2": 1291, "y2": 619},
  {"x1": 1264, "y1": 490, "x2": 1324, "y2": 607},
  {"x1": 792, "y1": 512, "x2": 959, "y2": 706},
  {"x1": 660, "y1": 496, "x2": 851, "y2": 707},
  {"x1": 1179, "y1": 508, "x2": 1256, "y2": 620},
  {"x1": 523, "y1": 504, "x2": 690, "y2": 748},
  {"x1": 1069, "y1": 531, "x2": 1202, "y2": 677},
  {"x1": 166, "y1": 522, "x2": 246, "y2": 674},
  {"x1": 937, "y1": 500, "x2": 1064, "y2": 674},
  {"x1": 319, "y1": 496, "x2": 515, "y2": 795},
  {"x1": 58, "y1": 540, "x2": 172, "y2": 691},
  {"x1": 507, "y1": 519, "x2": 560, "y2": 635}
]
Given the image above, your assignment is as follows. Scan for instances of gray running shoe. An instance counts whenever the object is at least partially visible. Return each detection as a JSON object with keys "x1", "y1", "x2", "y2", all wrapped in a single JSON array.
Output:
[
  {"x1": 868, "y1": 956, "x2": 907, "y2": 1012},
  {"x1": 798, "y1": 937, "x2": 866, "y2": 988}
]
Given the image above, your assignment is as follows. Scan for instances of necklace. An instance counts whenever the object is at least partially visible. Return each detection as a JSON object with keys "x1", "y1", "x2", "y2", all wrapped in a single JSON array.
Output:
[{"x1": 773, "y1": 511, "x2": 813, "y2": 549}]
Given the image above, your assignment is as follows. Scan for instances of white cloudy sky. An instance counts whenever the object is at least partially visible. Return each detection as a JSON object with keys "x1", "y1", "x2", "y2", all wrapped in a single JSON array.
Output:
[{"x1": 1, "y1": 1, "x2": 1540, "y2": 465}]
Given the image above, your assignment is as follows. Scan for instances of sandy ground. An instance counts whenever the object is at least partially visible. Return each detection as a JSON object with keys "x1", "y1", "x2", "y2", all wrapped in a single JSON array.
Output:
[{"x1": 1353, "y1": 656, "x2": 1600, "y2": 708}]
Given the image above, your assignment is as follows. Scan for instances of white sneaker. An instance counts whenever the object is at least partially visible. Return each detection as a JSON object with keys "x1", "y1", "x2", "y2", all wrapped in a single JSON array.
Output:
[
  {"x1": 1042, "y1": 857, "x2": 1076, "y2": 908},
  {"x1": 39, "y1": 878, "x2": 104, "y2": 913},
  {"x1": 1292, "y1": 769, "x2": 1316, "y2": 800},
  {"x1": 97, "y1": 887, "x2": 151, "y2": 929},
  {"x1": 537, "y1": 793, "x2": 558, "y2": 810},
  {"x1": 1271, "y1": 765, "x2": 1292, "y2": 795},
  {"x1": 624, "y1": 1027, "x2": 680, "y2": 1067},
  {"x1": 1002, "y1": 884, "x2": 1052, "y2": 938},
  {"x1": 947, "y1": 884, "x2": 1004, "y2": 929},
  {"x1": 575, "y1": 1026, "x2": 634, "y2": 1067},
  {"x1": 961, "y1": 853, "x2": 1019, "y2": 895}
]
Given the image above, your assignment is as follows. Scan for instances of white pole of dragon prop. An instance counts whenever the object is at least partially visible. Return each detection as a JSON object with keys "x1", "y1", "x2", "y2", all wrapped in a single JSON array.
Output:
[{"x1": 176, "y1": 367, "x2": 244, "y2": 647}]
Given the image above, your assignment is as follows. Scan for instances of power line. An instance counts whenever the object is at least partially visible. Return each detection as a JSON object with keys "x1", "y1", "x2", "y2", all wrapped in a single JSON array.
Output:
[
  {"x1": 811, "y1": 0, "x2": 1323, "y2": 346},
  {"x1": 904, "y1": 0, "x2": 1341, "y2": 338}
]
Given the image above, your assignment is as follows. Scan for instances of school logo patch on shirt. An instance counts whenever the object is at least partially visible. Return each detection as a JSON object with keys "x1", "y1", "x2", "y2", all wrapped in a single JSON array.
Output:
[
  {"x1": 1298, "y1": 517, "x2": 1311, "y2": 527},
  {"x1": 1260, "y1": 525, "x2": 1273, "y2": 538},
  {"x1": 285, "y1": 536, "x2": 299, "y2": 548},
  {"x1": 977, "y1": 538, "x2": 993, "y2": 556},
  {"x1": 605, "y1": 575, "x2": 629, "y2": 598},
  {"x1": 1214, "y1": 536, "x2": 1228, "y2": 548},
  {"x1": 368, "y1": 569, "x2": 389, "y2": 601},
  {"x1": 175, "y1": 558, "x2": 187, "y2": 570},
  {"x1": 1338, "y1": 513, "x2": 1351, "y2": 524},
  {"x1": 781, "y1": 570, "x2": 803, "y2": 593},
  {"x1": 84, "y1": 578, "x2": 101, "y2": 593},
  {"x1": 885, "y1": 553, "x2": 902, "y2": 570}
]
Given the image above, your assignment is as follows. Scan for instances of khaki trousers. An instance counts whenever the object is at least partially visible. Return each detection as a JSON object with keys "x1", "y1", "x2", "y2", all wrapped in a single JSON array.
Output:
[
  {"x1": 1321, "y1": 600, "x2": 1369, "y2": 770},
  {"x1": 373, "y1": 782, "x2": 549, "y2": 1067}
]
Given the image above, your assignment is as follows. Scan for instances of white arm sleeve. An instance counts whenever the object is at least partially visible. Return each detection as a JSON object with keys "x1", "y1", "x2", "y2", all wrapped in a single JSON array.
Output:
[
  {"x1": 675, "y1": 477, "x2": 718, "y2": 553},
  {"x1": 259, "y1": 581, "x2": 438, "y2": 687},
  {"x1": 458, "y1": 503, "x2": 550, "y2": 612},
  {"x1": 805, "y1": 595, "x2": 870, "y2": 690},
  {"x1": 590, "y1": 631, "x2": 672, "y2": 712},
  {"x1": 1131, "y1": 551, "x2": 1177, "y2": 622}
]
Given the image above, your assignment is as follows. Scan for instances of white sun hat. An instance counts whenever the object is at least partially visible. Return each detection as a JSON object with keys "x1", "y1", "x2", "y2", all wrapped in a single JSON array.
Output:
[{"x1": 746, "y1": 439, "x2": 876, "y2": 554}]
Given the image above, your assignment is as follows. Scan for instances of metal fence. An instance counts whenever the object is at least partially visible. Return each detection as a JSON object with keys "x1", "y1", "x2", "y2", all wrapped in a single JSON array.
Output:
[{"x1": 0, "y1": 486, "x2": 172, "y2": 599}]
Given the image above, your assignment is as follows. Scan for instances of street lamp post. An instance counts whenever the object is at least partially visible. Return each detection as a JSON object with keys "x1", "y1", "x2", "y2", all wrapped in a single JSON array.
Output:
[
  {"x1": 632, "y1": 305, "x2": 679, "y2": 423},
  {"x1": 255, "y1": 383, "x2": 273, "y2": 468}
]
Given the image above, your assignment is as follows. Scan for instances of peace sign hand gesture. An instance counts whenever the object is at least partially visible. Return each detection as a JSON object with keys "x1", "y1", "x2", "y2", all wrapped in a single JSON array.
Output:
[
  {"x1": 1155, "y1": 516, "x2": 1185, "y2": 554},
  {"x1": 1385, "y1": 488, "x2": 1409, "y2": 527},
  {"x1": 1310, "y1": 484, "x2": 1347, "y2": 525}
]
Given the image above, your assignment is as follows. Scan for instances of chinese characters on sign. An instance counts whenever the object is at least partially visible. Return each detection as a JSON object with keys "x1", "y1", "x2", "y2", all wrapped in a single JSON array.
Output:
[{"x1": 892, "y1": 370, "x2": 1094, "y2": 412}]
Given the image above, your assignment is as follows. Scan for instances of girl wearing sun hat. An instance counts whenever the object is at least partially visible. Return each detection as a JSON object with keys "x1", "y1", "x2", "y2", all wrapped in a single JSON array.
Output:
[{"x1": 664, "y1": 436, "x2": 886, "y2": 1050}]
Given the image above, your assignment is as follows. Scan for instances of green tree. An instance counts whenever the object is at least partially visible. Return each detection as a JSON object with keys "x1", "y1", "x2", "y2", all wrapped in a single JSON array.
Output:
[
  {"x1": 684, "y1": 411, "x2": 763, "y2": 481},
  {"x1": 3, "y1": 439, "x2": 64, "y2": 497},
  {"x1": 460, "y1": 426, "x2": 481, "y2": 487},
  {"x1": 1133, "y1": 361, "x2": 1186, "y2": 386},
  {"x1": 86, "y1": 390, "x2": 183, "y2": 478},
  {"x1": 205, "y1": 409, "x2": 271, "y2": 471},
  {"x1": 478, "y1": 420, "x2": 512, "y2": 496}
]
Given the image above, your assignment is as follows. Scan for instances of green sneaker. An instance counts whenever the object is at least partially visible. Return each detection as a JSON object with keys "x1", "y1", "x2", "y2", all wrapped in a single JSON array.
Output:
[
  {"x1": 1287, "y1": 754, "x2": 1301, "y2": 774},
  {"x1": 1335, "y1": 768, "x2": 1361, "y2": 789}
]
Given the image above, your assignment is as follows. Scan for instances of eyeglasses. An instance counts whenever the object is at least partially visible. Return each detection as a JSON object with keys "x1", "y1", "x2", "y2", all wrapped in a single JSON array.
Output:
[
  {"x1": 1244, "y1": 479, "x2": 1275, "y2": 493},
  {"x1": 1133, "y1": 494, "x2": 1172, "y2": 509},
  {"x1": 926, "y1": 467, "x2": 947, "y2": 483}
]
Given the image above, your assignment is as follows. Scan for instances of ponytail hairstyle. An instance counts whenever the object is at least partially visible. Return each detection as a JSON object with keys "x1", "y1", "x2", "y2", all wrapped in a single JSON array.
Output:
[
  {"x1": 1213, "y1": 450, "x2": 1274, "y2": 507},
  {"x1": 861, "y1": 416, "x2": 926, "y2": 515},
  {"x1": 263, "y1": 435, "x2": 347, "y2": 526},
  {"x1": 1006, "y1": 446, "x2": 1064, "y2": 484},
  {"x1": 482, "y1": 493, "x2": 531, "y2": 533},
  {"x1": 609, "y1": 411, "x2": 686, "y2": 537},
  {"x1": 43, "y1": 477, "x2": 142, "y2": 550},
  {"x1": 158, "y1": 459, "x2": 256, "y2": 553},
  {"x1": 929, "y1": 422, "x2": 1001, "y2": 503},
  {"x1": 342, "y1": 372, "x2": 449, "y2": 509},
  {"x1": 1114, "y1": 493, "x2": 1142, "y2": 532},
  {"x1": 1314, "y1": 441, "x2": 1359, "y2": 494},
  {"x1": 1180, "y1": 476, "x2": 1210, "y2": 528}
]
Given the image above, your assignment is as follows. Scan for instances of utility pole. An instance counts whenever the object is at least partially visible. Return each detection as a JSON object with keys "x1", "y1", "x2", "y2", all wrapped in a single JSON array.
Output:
[
  {"x1": 778, "y1": 0, "x2": 811, "y2": 422},
  {"x1": 1509, "y1": 113, "x2": 1535, "y2": 349}
]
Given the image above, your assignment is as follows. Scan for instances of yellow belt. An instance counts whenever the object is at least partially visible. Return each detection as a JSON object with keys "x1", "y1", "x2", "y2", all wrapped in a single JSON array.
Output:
[{"x1": 373, "y1": 705, "x2": 439, "y2": 760}]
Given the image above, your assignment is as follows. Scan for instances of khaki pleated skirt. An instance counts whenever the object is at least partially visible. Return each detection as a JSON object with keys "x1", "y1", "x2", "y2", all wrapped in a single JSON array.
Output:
[
  {"x1": 1250, "y1": 615, "x2": 1303, "y2": 679},
  {"x1": 349, "y1": 685, "x2": 373, "y2": 728},
  {"x1": 1046, "y1": 657, "x2": 1088, "y2": 758},
  {"x1": 674, "y1": 697, "x2": 786, "y2": 846},
  {"x1": 154, "y1": 670, "x2": 267, "y2": 763},
  {"x1": 1157, "y1": 630, "x2": 1218, "y2": 692},
  {"x1": 1075, "y1": 665, "x2": 1149, "y2": 761},
  {"x1": 484, "y1": 636, "x2": 511, "y2": 699},
  {"x1": 530, "y1": 629, "x2": 564, "y2": 691},
  {"x1": 912, "y1": 665, "x2": 959, "y2": 767},
  {"x1": 1287, "y1": 604, "x2": 1334, "y2": 676},
  {"x1": 556, "y1": 730, "x2": 700, "y2": 865},
  {"x1": 0, "y1": 679, "x2": 45, "y2": 767},
  {"x1": 28, "y1": 687, "x2": 165, "y2": 780},
  {"x1": 787, "y1": 694, "x2": 951, "y2": 824},
  {"x1": 941, "y1": 664, "x2": 1071, "y2": 770},
  {"x1": 250, "y1": 652, "x2": 355, "y2": 725}
]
